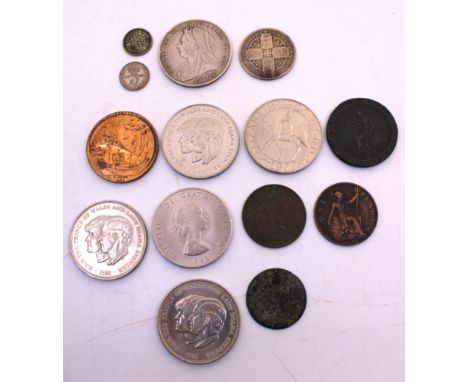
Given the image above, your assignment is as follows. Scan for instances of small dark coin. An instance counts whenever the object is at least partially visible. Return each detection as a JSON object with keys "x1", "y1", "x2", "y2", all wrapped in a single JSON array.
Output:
[
  {"x1": 246, "y1": 268, "x2": 306, "y2": 329},
  {"x1": 326, "y1": 98, "x2": 398, "y2": 167},
  {"x1": 314, "y1": 182, "x2": 378, "y2": 246},
  {"x1": 242, "y1": 185, "x2": 306, "y2": 248},
  {"x1": 123, "y1": 28, "x2": 152, "y2": 56}
]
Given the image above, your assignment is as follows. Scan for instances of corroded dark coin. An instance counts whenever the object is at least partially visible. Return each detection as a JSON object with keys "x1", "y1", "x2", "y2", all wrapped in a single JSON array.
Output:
[
  {"x1": 246, "y1": 268, "x2": 306, "y2": 329},
  {"x1": 326, "y1": 98, "x2": 398, "y2": 167},
  {"x1": 314, "y1": 182, "x2": 378, "y2": 245},
  {"x1": 123, "y1": 28, "x2": 152, "y2": 56},
  {"x1": 242, "y1": 185, "x2": 306, "y2": 248}
]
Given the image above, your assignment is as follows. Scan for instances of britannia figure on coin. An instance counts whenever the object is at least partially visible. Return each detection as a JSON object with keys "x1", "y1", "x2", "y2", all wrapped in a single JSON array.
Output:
[
  {"x1": 327, "y1": 187, "x2": 366, "y2": 240},
  {"x1": 175, "y1": 27, "x2": 218, "y2": 82},
  {"x1": 177, "y1": 118, "x2": 224, "y2": 164},
  {"x1": 172, "y1": 202, "x2": 211, "y2": 256},
  {"x1": 354, "y1": 110, "x2": 375, "y2": 154},
  {"x1": 174, "y1": 295, "x2": 227, "y2": 349}
]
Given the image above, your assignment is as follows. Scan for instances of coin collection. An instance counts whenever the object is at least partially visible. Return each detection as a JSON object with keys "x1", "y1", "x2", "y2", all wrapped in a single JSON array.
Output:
[{"x1": 70, "y1": 20, "x2": 398, "y2": 364}]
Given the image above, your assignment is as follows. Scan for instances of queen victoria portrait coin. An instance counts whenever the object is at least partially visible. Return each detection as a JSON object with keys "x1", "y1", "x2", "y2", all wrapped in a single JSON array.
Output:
[
  {"x1": 314, "y1": 182, "x2": 378, "y2": 245},
  {"x1": 86, "y1": 111, "x2": 159, "y2": 183},
  {"x1": 152, "y1": 188, "x2": 233, "y2": 268},
  {"x1": 159, "y1": 20, "x2": 232, "y2": 87},
  {"x1": 162, "y1": 104, "x2": 239, "y2": 179},
  {"x1": 245, "y1": 99, "x2": 322, "y2": 173},
  {"x1": 158, "y1": 279, "x2": 240, "y2": 364},
  {"x1": 240, "y1": 28, "x2": 296, "y2": 80},
  {"x1": 70, "y1": 201, "x2": 147, "y2": 280}
]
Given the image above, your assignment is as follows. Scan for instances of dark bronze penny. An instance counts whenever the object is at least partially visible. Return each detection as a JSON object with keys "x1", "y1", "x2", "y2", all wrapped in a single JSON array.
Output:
[
  {"x1": 246, "y1": 268, "x2": 306, "y2": 329},
  {"x1": 314, "y1": 182, "x2": 378, "y2": 246},
  {"x1": 123, "y1": 28, "x2": 152, "y2": 56},
  {"x1": 326, "y1": 98, "x2": 398, "y2": 167},
  {"x1": 242, "y1": 185, "x2": 306, "y2": 248}
]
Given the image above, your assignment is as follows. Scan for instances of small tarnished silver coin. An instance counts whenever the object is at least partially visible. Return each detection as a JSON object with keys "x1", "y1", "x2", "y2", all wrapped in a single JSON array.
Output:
[
  {"x1": 70, "y1": 201, "x2": 147, "y2": 280},
  {"x1": 240, "y1": 28, "x2": 295, "y2": 80},
  {"x1": 119, "y1": 62, "x2": 150, "y2": 91},
  {"x1": 152, "y1": 188, "x2": 232, "y2": 268},
  {"x1": 163, "y1": 104, "x2": 239, "y2": 178},
  {"x1": 245, "y1": 99, "x2": 322, "y2": 173},
  {"x1": 158, "y1": 279, "x2": 240, "y2": 364},
  {"x1": 123, "y1": 28, "x2": 152, "y2": 56},
  {"x1": 159, "y1": 20, "x2": 232, "y2": 87}
]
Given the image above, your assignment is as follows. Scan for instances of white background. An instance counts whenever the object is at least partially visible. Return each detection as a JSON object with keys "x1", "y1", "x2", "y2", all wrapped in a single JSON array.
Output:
[{"x1": 63, "y1": 1, "x2": 404, "y2": 381}]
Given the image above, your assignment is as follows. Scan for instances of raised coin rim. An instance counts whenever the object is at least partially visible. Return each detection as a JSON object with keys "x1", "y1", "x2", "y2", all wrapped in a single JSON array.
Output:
[
  {"x1": 69, "y1": 200, "x2": 148, "y2": 280},
  {"x1": 123, "y1": 28, "x2": 153, "y2": 56},
  {"x1": 244, "y1": 98, "x2": 322, "y2": 174},
  {"x1": 158, "y1": 19, "x2": 233, "y2": 88},
  {"x1": 239, "y1": 27, "x2": 296, "y2": 81},
  {"x1": 157, "y1": 279, "x2": 241, "y2": 364},
  {"x1": 162, "y1": 104, "x2": 240, "y2": 179},
  {"x1": 313, "y1": 181, "x2": 379, "y2": 246},
  {"x1": 119, "y1": 61, "x2": 151, "y2": 91},
  {"x1": 152, "y1": 187, "x2": 233, "y2": 267},
  {"x1": 86, "y1": 111, "x2": 159, "y2": 183}
]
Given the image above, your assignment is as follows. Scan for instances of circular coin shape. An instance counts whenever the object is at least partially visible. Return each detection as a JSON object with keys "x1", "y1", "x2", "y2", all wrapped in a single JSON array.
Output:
[
  {"x1": 159, "y1": 20, "x2": 232, "y2": 87},
  {"x1": 242, "y1": 184, "x2": 306, "y2": 248},
  {"x1": 163, "y1": 104, "x2": 239, "y2": 178},
  {"x1": 158, "y1": 279, "x2": 240, "y2": 364},
  {"x1": 326, "y1": 98, "x2": 398, "y2": 167},
  {"x1": 123, "y1": 28, "x2": 152, "y2": 56},
  {"x1": 314, "y1": 182, "x2": 378, "y2": 245},
  {"x1": 70, "y1": 201, "x2": 147, "y2": 280},
  {"x1": 152, "y1": 188, "x2": 232, "y2": 267},
  {"x1": 86, "y1": 111, "x2": 158, "y2": 183},
  {"x1": 240, "y1": 28, "x2": 295, "y2": 80},
  {"x1": 246, "y1": 268, "x2": 306, "y2": 329},
  {"x1": 119, "y1": 62, "x2": 150, "y2": 91},
  {"x1": 245, "y1": 99, "x2": 322, "y2": 173}
]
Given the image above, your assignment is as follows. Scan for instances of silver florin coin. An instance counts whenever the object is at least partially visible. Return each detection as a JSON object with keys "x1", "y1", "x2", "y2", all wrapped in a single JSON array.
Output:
[
  {"x1": 158, "y1": 279, "x2": 240, "y2": 364},
  {"x1": 152, "y1": 188, "x2": 232, "y2": 268},
  {"x1": 119, "y1": 62, "x2": 150, "y2": 91},
  {"x1": 163, "y1": 104, "x2": 239, "y2": 179},
  {"x1": 70, "y1": 201, "x2": 147, "y2": 280},
  {"x1": 245, "y1": 99, "x2": 322, "y2": 173},
  {"x1": 159, "y1": 20, "x2": 232, "y2": 87}
]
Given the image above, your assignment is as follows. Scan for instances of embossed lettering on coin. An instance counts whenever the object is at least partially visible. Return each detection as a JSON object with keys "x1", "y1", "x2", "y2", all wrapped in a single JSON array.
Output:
[
  {"x1": 119, "y1": 62, "x2": 150, "y2": 91},
  {"x1": 159, "y1": 20, "x2": 232, "y2": 87},
  {"x1": 70, "y1": 201, "x2": 147, "y2": 280},
  {"x1": 152, "y1": 188, "x2": 232, "y2": 267},
  {"x1": 326, "y1": 98, "x2": 398, "y2": 167},
  {"x1": 240, "y1": 28, "x2": 295, "y2": 80},
  {"x1": 314, "y1": 182, "x2": 378, "y2": 245},
  {"x1": 86, "y1": 111, "x2": 158, "y2": 183},
  {"x1": 242, "y1": 184, "x2": 306, "y2": 248},
  {"x1": 158, "y1": 279, "x2": 240, "y2": 364},
  {"x1": 123, "y1": 28, "x2": 152, "y2": 56},
  {"x1": 163, "y1": 104, "x2": 239, "y2": 178},
  {"x1": 245, "y1": 99, "x2": 322, "y2": 173},
  {"x1": 246, "y1": 268, "x2": 306, "y2": 329}
]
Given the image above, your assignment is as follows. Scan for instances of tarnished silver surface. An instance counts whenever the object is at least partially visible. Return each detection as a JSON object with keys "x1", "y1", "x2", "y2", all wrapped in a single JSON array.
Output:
[
  {"x1": 162, "y1": 104, "x2": 239, "y2": 179},
  {"x1": 240, "y1": 28, "x2": 295, "y2": 80},
  {"x1": 245, "y1": 99, "x2": 322, "y2": 173},
  {"x1": 70, "y1": 201, "x2": 147, "y2": 280},
  {"x1": 119, "y1": 62, "x2": 150, "y2": 91},
  {"x1": 158, "y1": 279, "x2": 240, "y2": 364},
  {"x1": 152, "y1": 188, "x2": 232, "y2": 268},
  {"x1": 159, "y1": 20, "x2": 232, "y2": 87}
]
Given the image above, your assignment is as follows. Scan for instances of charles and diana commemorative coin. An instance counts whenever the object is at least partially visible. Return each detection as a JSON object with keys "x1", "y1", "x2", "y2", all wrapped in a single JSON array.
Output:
[
  {"x1": 162, "y1": 104, "x2": 239, "y2": 179},
  {"x1": 158, "y1": 279, "x2": 240, "y2": 364},
  {"x1": 159, "y1": 20, "x2": 232, "y2": 87},
  {"x1": 70, "y1": 201, "x2": 147, "y2": 280},
  {"x1": 152, "y1": 188, "x2": 233, "y2": 268}
]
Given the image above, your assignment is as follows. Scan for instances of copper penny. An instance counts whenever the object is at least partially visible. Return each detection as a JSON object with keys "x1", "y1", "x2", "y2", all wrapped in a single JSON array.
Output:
[
  {"x1": 86, "y1": 111, "x2": 158, "y2": 183},
  {"x1": 314, "y1": 182, "x2": 378, "y2": 246}
]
